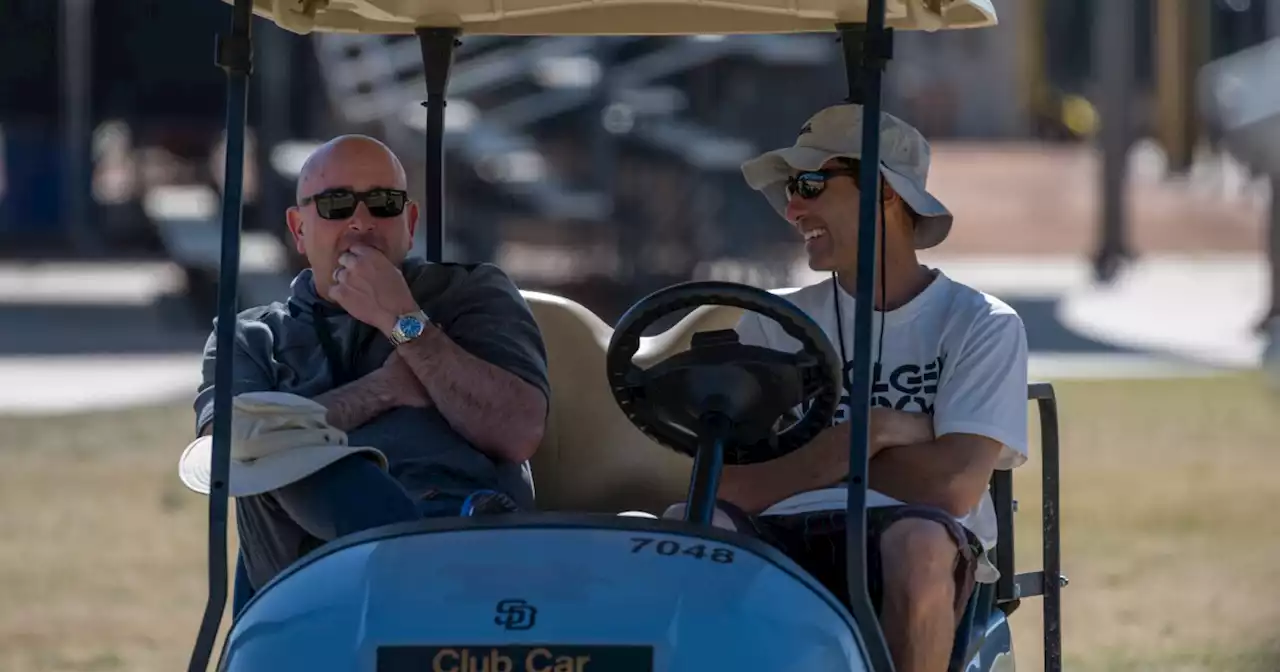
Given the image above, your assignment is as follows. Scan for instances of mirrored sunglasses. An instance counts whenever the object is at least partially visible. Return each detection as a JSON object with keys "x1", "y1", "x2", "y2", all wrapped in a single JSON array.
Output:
[
  {"x1": 299, "y1": 188, "x2": 408, "y2": 220},
  {"x1": 784, "y1": 168, "x2": 859, "y2": 200}
]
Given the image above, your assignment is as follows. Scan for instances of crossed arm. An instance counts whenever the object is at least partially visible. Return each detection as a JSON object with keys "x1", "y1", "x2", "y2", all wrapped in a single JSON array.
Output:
[
  {"x1": 309, "y1": 315, "x2": 547, "y2": 464},
  {"x1": 716, "y1": 307, "x2": 1027, "y2": 517},
  {"x1": 390, "y1": 324, "x2": 547, "y2": 463},
  {"x1": 310, "y1": 361, "x2": 420, "y2": 433},
  {"x1": 205, "y1": 336, "x2": 546, "y2": 465},
  {"x1": 195, "y1": 259, "x2": 549, "y2": 466},
  {"x1": 867, "y1": 426, "x2": 1005, "y2": 517},
  {"x1": 717, "y1": 410, "x2": 1004, "y2": 517},
  {"x1": 199, "y1": 371, "x2": 403, "y2": 438}
]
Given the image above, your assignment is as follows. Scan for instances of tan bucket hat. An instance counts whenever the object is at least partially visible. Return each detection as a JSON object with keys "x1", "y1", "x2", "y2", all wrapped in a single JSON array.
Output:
[
  {"x1": 740, "y1": 103, "x2": 953, "y2": 249},
  {"x1": 178, "y1": 391, "x2": 387, "y2": 497}
]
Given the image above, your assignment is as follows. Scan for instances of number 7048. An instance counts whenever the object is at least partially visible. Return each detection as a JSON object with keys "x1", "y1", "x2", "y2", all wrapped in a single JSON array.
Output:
[{"x1": 629, "y1": 537, "x2": 735, "y2": 564}]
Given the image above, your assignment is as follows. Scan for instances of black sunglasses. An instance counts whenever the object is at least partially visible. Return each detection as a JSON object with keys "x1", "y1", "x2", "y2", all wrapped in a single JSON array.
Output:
[
  {"x1": 299, "y1": 188, "x2": 409, "y2": 220},
  {"x1": 784, "y1": 168, "x2": 858, "y2": 200}
]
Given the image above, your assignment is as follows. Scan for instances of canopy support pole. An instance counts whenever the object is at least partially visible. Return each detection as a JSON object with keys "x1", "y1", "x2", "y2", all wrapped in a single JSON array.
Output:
[
  {"x1": 1269, "y1": 1, "x2": 1280, "y2": 329},
  {"x1": 188, "y1": 0, "x2": 253, "y2": 669},
  {"x1": 417, "y1": 27, "x2": 460, "y2": 263},
  {"x1": 60, "y1": 0, "x2": 97, "y2": 254},
  {"x1": 837, "y1": 8, "x2": 896, "y2": 672}
]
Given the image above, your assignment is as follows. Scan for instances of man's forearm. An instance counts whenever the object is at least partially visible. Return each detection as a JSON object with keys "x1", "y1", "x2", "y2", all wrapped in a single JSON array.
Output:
[
  {"x1": 196, "y1": 371, "x2": 397, "y2": 438},
  {"x1": 312, "y1": 368, "x2": 400, "y2": 432},
  {"x1": 395, "y1": 325, "x2": 546, "y2": 463},
  {"x1": 717, "y1": 426, "x2": 850, "y2": 513},
  {"x1": 868, "y1": 435, "x2": 997, "y2": 517}
]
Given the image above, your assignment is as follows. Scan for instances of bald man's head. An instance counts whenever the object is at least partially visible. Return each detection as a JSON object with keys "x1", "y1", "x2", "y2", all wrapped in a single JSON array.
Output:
[
  {"x1": 295, "y1": 135, "x2": 408, "y2": 203},
  {"x1": 285, "y1": 135, "x2": 419, "y2": 298}
]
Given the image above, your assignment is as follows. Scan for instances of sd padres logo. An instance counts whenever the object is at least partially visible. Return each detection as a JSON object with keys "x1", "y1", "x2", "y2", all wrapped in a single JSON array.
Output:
[{"x1": 494, "y1": 599, "x2": 537, "y2": 631}]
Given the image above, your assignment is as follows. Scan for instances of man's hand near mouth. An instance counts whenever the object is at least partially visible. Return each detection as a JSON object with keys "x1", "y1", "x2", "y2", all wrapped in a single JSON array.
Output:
[{"x1": 328, "y1": 243, "x2": 421, "y2": 335}]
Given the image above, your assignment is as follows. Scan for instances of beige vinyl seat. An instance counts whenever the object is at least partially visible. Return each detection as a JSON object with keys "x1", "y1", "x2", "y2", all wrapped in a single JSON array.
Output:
[{"x1": 520, "y1": 290, "x2": 756, "y2": 516}]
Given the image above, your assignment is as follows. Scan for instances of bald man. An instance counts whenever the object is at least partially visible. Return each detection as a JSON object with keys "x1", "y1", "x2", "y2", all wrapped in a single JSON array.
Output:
[{"x1": 193, "y1": 135, "x2": 550, "y2": 597}]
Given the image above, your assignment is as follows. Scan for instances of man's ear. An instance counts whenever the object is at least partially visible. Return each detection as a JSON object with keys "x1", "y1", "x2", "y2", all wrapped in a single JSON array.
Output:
[
  {"x1": 285, "y1": 207, "x2": 307, "y2": 255},
  {"x1": 881, "y1": 180, "x2": 901, "y2": 205},
  {"x1": 406, "y1": 200, "x2": 420, "y2": 236}
]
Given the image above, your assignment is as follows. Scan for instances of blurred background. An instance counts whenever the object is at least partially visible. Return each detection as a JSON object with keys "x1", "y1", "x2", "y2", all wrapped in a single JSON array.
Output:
[{"x1": 1, "y1": 0, "x2": 1279, "y2": 670}]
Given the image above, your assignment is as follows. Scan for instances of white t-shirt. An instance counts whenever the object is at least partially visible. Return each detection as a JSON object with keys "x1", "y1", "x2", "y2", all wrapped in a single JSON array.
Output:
[{"x1": 733, "y1": 268, "x2": 1029, "y2": 578}]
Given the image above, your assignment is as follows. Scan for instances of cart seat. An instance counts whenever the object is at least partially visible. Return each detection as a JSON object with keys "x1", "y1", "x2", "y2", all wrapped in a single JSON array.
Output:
[{"x1": 520, "y1": 291, "x2": 747, "y2": 514}]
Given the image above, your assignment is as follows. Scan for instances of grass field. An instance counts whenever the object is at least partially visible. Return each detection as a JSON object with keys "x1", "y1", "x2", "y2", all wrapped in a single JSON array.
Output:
[{"x1": 0, "y1": 374, "x2": 1278, "y2": 671}]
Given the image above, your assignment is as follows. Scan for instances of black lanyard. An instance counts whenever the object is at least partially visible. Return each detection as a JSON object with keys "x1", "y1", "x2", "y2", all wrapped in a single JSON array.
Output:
[{"x1": 290, "y1": 301, "x2": 380, "y2": 387}]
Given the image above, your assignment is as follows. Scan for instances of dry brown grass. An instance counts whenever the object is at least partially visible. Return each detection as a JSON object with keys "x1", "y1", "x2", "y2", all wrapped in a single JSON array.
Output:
[
  {"x1": 0, "y1": 374, "x2": 1277, "y2": 671},
  {"x1": 1010, "y1": 374, "x2": 1280, "y2": 671},
  {"x1": 0, "y1": 402, "x2": 229, "y2": 672}
]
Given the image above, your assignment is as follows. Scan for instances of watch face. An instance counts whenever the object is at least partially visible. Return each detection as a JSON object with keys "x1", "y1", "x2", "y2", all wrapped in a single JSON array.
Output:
[{"x1": 397, "y1": 315, "x2": 424, "y2": 339}]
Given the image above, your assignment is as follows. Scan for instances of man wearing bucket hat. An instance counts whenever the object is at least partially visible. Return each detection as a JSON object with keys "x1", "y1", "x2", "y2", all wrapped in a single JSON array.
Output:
[
  {"x1": 181, "y1": 135, "x2": 550, "y2": 601},
  {"x1": 666, "y1": 104, "x2": 1029, "y2": 672}
]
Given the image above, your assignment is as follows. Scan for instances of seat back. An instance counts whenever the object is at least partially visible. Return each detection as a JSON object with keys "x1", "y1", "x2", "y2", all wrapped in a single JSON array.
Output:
[{"x1": 521, "y1": 291, "x2": 746, "y2": 514}]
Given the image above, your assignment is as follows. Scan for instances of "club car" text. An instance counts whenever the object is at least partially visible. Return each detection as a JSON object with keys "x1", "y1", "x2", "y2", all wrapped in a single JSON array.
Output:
[{"x1": 431, "y1": 647, "x2": 596, "y2": 672}]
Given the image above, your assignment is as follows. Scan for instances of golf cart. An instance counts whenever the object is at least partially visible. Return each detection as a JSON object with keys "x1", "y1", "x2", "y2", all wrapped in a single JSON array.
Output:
[{"x1": 190, "y1": 0, "x2": 1065, "y2": 670}]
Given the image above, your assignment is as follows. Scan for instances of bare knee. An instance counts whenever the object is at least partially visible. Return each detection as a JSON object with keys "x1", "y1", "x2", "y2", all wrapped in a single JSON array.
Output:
[{"x1": 879, "y1": 517, "x2": 960, "y2": 604}]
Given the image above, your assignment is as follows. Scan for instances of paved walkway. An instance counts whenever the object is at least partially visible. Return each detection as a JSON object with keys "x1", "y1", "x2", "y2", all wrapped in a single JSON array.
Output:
[
  {"x1": 1056, "y1": 255, "x2": 1267, "y2": 369},
  {"x1": 0, "y1": 353, "x2": 201, "y2": 415}
]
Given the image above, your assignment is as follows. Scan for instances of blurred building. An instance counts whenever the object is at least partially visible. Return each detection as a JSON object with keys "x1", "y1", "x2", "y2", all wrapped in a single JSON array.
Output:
[{"x1": 0, "y1": 0, "x2": 1275, "y2": 322}]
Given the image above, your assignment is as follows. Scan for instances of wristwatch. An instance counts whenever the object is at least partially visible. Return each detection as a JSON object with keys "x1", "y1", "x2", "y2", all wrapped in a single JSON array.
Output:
[{"x1": 389, "y1": 309, "x2": 431, "y2": 346}]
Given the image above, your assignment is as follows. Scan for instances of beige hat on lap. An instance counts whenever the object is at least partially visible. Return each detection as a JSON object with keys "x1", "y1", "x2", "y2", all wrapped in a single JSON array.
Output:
[{"x1": 179, "y1": 391, "x2": 387, "y2": 497}]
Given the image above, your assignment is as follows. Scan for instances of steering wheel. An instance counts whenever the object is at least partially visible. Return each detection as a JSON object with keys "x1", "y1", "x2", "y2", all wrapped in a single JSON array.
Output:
[{"x1": 606, "y1": 281, "x2": 842, "y2": 465}]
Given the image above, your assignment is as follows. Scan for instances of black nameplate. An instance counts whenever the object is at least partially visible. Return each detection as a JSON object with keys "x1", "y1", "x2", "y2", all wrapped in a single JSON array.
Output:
[{"x1": 377, "y1": 644, "x2": 654, "y2": 672}]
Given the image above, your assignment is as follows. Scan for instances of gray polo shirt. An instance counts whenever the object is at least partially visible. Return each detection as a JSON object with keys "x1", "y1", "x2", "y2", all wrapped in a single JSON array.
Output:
[{"x1": 193, "y1": 258, "x2": 550, "y2": 587}]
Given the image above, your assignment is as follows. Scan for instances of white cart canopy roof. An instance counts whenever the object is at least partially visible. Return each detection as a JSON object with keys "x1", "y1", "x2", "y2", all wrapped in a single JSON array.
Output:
[{"x1": 238, "y1": 0, "x2": 996, "y2": 36}]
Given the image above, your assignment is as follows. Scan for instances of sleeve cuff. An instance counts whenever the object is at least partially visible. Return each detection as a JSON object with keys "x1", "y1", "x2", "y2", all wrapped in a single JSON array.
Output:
[
  {"x1": 935, "y1": 420, "x2": 1029, "y2": 471},
  {"x1": 196, "y1": 402, "x2": 215, "y2": 436}
]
